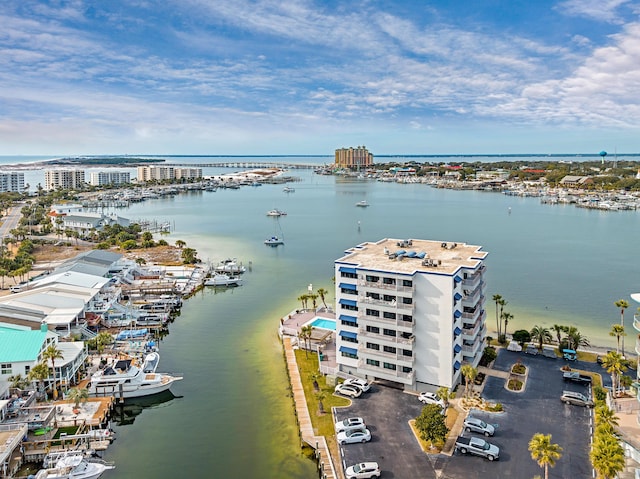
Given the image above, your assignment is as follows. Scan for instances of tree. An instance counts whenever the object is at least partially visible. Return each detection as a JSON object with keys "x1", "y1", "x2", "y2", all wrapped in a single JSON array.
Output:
[
  {"x1": 436, "y1": 387, "x2": 455, "y2": 409},
  {"x1": 175, "y1": 240, "x2": 186, "y2": 249},
  {"x1": 298, "y1": 325, "x2": 313, "y2": 357},
  {"x1": 497, "y1": 298, "x2": 508, "y2": 341},
  {"x1": 310, "y1": 372, "x2": 320, "y2": 392},
  {"x1": 594, "y1": 405, "x2": 619, "y2": 430},
  {"x1": 7, "y1": 374, "x2": 29, "y2": 391},
  {"x1": 492, "y1": 294, "x2": 502, "y2": 338},
  {"x1": 415, "y1": 403, "x2": 449, "y2": 446},
  {"x1": 460, "y1": 364, "x2": 477, "y2": 398},
  {"x1": 590, "y1": 434, "x2": 625, "y2": 479},
  {"x1": 181, "y1": 247, "x2": 198, "y2": 264},
  {"x1": 501, "y1": 311, "x2": 514, "y2": 339},
  {"x1": 601, "y1": 351, "x2": 627, "y2": 398},
  {"x1": 67, "y1": 387, "x2": 89, "y2": 410},
  {"x1": 528, "y1": 433, "x2": 563, "y2": 479},
  {"x1": 512, "y1": 329, "x2": 532, "y2": 346},
  {"x1": 316, "y1": 287, "x2": 328, "y2": 309},
  {"x1": 530, "y1": 325, "x2": 552, "y2": 351},
  {"x1": 608, "y1": 324, "x2": 626, "y2": 355},
  {"x1": 614, "y1": 299, "x2": 628, "y2": 357},
  {"x1": 316, "y1": 390, "x2": 327, "y2": 414},
  {"x1": 42, "y1": 344, "x2": 64, "y2": 399},
  {"x1": 308, "y1": 293, "x2": 319, "y2": 309},
  {"x1": 551, "y1": 324, "x2": 566, "y2": 346},
  {"x1": 28, "y1": 362, "x2": 51, "y2": 399},
  {"x1": 565, "y1": 326, "x2": 590, "y2": 352}
]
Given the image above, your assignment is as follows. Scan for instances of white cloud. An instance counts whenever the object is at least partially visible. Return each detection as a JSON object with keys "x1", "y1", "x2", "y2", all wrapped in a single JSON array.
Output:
[{"x1": 557, "y1": 0, "x2": 631, "y2": 23}]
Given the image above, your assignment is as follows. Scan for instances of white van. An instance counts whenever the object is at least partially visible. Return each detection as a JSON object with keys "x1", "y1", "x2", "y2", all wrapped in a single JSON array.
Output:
[{"x1": 10, "y1": 282, "x2": 29, "y2": 293}]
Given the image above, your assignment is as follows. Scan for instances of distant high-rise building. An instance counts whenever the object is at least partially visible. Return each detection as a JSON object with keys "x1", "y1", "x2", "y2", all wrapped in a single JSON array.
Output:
[
  {"x1": 44, "y1": 169, "x2": 85, "y2": 191},
  {"x1": 0, "y1": 172, "x2": 25, "y2": 193},
  {"x1": 136, "y1": 166, "x2": 202, "y2": 182},
  {"x1": 89, "y1": 171, "x2": 131, "y2": 186},
  {"x1": 174, "y1": 168, "x2": 203, "y2": 180},
  {"x1": 334, "y1": 238, "x2": 488, "y2": 390},
  {"x1": 335, "y1": 146, "x2": 374, "y2": 168}
]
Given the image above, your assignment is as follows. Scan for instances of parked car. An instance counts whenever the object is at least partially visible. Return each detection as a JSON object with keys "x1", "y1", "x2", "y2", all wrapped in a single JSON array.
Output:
[
  {"x1": 418, "y1": 392, "x2": 445, "y2": 408},
  {"x1": 463, "y1": 416, "x2": 496, "y2": 437},
  {"x1": 345, "y1": 462, "x2": 380, "y2": 479},
  {"x1": 343, "y1": 378, "x2": 371, "y2": 392},
  {"x1": 562, "y1": 371, "x2": 592, "y2": 385},
  {"x1": 524, "y1": 344, "x2": 538, "y2": 355},
  {"x1": 562, "y1": 349, "x2": 577, "y2": 361},
  {"x1": 335, "y1": 384, "x2": 363, "y2": 398},
  {"x1": 337, "y1": 427, "x2": 372, "y2": 445},
  {"x1": 335, "y1": 417, "x2": 366, "y2": 433},
  {"x1": 561, "y1": 390, "x2": 594, "y2": 407},
  {"x1": 455, "y1": 436, "x2": 500, "y2": 461}
]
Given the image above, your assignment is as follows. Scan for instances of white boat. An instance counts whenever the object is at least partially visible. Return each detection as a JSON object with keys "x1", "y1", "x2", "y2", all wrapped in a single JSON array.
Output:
[
  {"x1": 204, "y1": 274, "x2": 243, "y2": 287},
  {"x1": 283, "y1": 186, "x2": 295, "y2": 193},
  {"x1": 266, "y1": 209, "x2": 287, "y2": 216},
  {"x1": 356, "y1": 200, "x2": 369, "y2": 207},
  {"x1": 87, "y1": 352, "x2": 182, "y2": 399},
  {"x1": 264, "y1": 236, "x2": 284, "y2": 247},
  {"x1": 214, "y1": 258, "x2": 247, "y2": 274},
  {"x1": 35, "y1": 452, "x2": 114, "y2": 479}
]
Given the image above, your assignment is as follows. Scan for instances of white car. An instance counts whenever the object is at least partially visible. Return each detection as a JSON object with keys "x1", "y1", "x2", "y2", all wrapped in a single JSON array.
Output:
[
  {"x1": 418, "y1": 392, "x2": 445, "y2": 408},
  {"x1": 343, "y1": 378, "x2": 371, "y2": 392},
  {"x1": 337, "y1": 427, "x2": 372, "y2": 445},
  {"x1": 345, "y1": 461, "x2": 380, "y2": 479},
  {"x1": 335, "y1": 384, "x2": 362, "y2": 398},
  {"x1": 335, "y1": 417, "x2": 366, "y2": 433}
]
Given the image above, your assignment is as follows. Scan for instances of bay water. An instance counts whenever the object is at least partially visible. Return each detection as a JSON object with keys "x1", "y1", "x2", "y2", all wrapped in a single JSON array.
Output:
[{"x1": 2, "y1": 156, "x2": 639, "y2": 478}]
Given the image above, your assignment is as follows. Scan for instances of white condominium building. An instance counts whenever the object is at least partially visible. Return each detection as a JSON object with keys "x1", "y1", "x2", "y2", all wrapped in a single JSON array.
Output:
[
  {"x1": 89, "y1": 171, "x2": 131, "y2": 186},
  {"x1": 44, "y1": 169, "x2": 85, "y2": 191},
  {"x1": 335, "y1": 238, "x2": 488, "y2": 391},
  {"x1": 0, "y1": 172, "x2": 25, "y2": 193},
  {"x1": 136, "y1": 166, "x2": 202, "y2": 182}
]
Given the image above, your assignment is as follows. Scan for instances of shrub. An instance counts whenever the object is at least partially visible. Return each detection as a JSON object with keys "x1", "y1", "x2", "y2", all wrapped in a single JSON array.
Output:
[
  {"x1": 508, "y1": 379, "x2": 523, "y2": 391},
  {"x1": 479, "y1": 346, "x2": 497, "y2": 366},
  {"x1": 511, "y1": 363, "x2": 526, "y2": 374},
  {"x1": 487, "y1": 402, "x2": 503, "y2": 412},
  {"x1": 512, "y1": 329, "x2": 531, "y2": 345},
  {"x1": 593, "y1": 385, "x2": 607, "y2": 404}
]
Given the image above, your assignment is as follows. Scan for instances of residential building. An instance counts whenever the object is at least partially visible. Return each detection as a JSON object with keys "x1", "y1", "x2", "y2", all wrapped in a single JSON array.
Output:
[
  {"x1": 175, "y1": 167, "x2": 203, "y2": 180},
  {"x1": 335, "y1": 146, "x2": 374, "y2": 169},
  {"x1": 89, "y1": 170, "x2": 131, "y2": 186},
  {"x1": 334, "y1": 238, "x2": 488, "y2": 391},
  {"x1": 0, "y1": 172, "x2": 25, "y2": 193},
  {"x1": 59, "y1": 212, "x2": 130, "y2": 235},
  {"x1": 44, "y1": 169, "x2": 85, "y2": 190},
  {"x1": 137, "y1": 166, "x2": 175, "y2": 182}
]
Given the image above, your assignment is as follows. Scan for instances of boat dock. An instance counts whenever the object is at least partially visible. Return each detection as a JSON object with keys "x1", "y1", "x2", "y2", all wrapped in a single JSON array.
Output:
[{"x1": 283, "y1": 337, "x2": 337, "y2": 479}]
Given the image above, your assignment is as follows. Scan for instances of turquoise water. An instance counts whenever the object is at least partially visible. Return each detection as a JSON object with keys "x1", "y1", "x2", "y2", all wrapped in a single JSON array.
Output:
[
  {"x1": 307, "y1": 318, "x2": 337, "y2": 331},
  {"x1": 3, "y1": 155, "x2": 639, "y2": 478}
]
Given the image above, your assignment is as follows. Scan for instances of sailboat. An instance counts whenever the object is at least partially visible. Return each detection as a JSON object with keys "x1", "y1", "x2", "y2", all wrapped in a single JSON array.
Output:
[{"x1": 264, "y1": 216, "x2": 284, "y2": 247}]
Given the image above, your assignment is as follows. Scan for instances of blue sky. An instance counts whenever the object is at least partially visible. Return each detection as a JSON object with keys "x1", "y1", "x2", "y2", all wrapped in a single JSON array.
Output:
[{"x1": 1, "y1": 0, "x2": 639, "y2": 155}]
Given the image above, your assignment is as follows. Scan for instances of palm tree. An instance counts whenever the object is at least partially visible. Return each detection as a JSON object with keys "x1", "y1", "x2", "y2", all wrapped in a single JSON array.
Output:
[
  {"x1": 28, "y1": 361, "x2": 51, "y2": 399},
  {"x1": 530, "y1": 325, "x2": 552, "y2": 351},
  {"x1": 492, "y1": 294, "x2": 502, "y2": 337},
  {"x1": 594, "y1": 405, "x2": 619, "y2": 429},
  {"x1": 614, "y1": 299, "x2": 628, "y2": 357},
  {"x1": 308, "y1": 293, "x2": 319, "y2": 310},
  {"x1": 7, "y1": 374, "x2": 29, "y2": 391},
  {"x1": 608, "y1": 324, "x2": 626, "y2": 355},
  {"x1": 67, "y1": 387, "x2": 89, "y2": 411},
  {"x1": 316, "y1": 390, "x2": 327, "y2": 414},
  {"x1": 565, "y1": 326, "x2": 590, "y2": 352},
  {"x1": 501, "y1": 311, "x2": 514, "y2": 339},
  {"x1": 528, "y1": 433, "x2": 563, "y2": 479},
  {"x1": 601, "y1": 351, "x2": 627, "y2": 398},
  {"x1": 436, "y1": 387, "x2": 455, "y2": 409},
  {"x1": 297, "y1": 294, "x2": 307, "y2": 310},
  {"x1": 460, "y1": 364, "x2": 477, "y2": 398},
  {"x1": 316, "y1": 287, "x2": 328, "y2": 309},
  {"x1": 42, "y1": 344, "x2": 64, "y2": 399},
  {"x1": 590, "y1": 433, "x2": 625, "y2": 479},
  {"x1": 298, "y1": 325, "x2": 313, "y2": 357},
  {"x1": 175, "y1": 239, "x2": 186, "y2": 249},
  {"x1": 310, "y1": 372, "x2": 320, "y2": 392},
  {"x1": 551, "y1": 324, "x2": 566, "y2": 346},
  {"x1": 497, "y1": 298, "x2": 508, "y2": 341}
]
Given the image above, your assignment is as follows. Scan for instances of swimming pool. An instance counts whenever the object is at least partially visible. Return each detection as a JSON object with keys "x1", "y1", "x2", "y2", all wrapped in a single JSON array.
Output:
[{"x1": 306, "y1": 317, "x2": 337, "y2": 331}]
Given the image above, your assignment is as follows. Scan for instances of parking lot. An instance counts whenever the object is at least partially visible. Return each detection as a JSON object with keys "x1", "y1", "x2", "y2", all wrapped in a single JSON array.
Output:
[{"x1": 334, "y1": 349, "x2": 604, "y2": 478}]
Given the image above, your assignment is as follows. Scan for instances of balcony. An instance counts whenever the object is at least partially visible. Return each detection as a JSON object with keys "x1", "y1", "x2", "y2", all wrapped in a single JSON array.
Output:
[
  {"x1": 358, "y1": 328, "x2": 415, "y2": 346},
  {"x1": 634, "y1": 314, "x2": 640, "y2": 333},
  {"x1": 636, "y1": 336, "x2": 640, "y2": 356},
  {"x1": 357, "y1": 359, "x2": 415, "y2": 383},
  {"x1": 462, "y1": 320, "x2": 481, "y2": 339},
  {"x1": 359, "y1": 295, "x2": 414, "y2": 313},
  {"x1": 359, "y1": 314, "x2": 415, "y2": 334},
  {"x1": 358, "y1": 279, "x2": 414, "y2": 293},
  {"x1": 462, "y1": 336, "x2": 484, "y2": 356},
  {"x1": 360, "y1": 347, "x2": 415, "y2": 366}
]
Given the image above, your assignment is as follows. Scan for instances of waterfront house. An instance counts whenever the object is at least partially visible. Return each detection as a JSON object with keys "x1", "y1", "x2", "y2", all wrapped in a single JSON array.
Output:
[
  {"x1": 334, "y1": 238, "x2": 488, "y2": 391},
  {"x1": 560, "y1": 175, "x2": 593, "y2": 187}
]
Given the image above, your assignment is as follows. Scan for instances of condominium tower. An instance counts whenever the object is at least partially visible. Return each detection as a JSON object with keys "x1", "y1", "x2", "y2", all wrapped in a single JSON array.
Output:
[
  {"x1": 89, "y1": 171, "x2": 131, "y2": 186},
  {"x1": 0, "y1": 172, "x2": 25, "y2": 193},
  {"x1": 334, "y1": 238, "x2": 488, "y2": 390},
  {"x1": 335, "y1": 146, "x2": 374, "y2": 169},
  {"x1": 44, "y1": 169, "x2": 85, "y2": 191}
]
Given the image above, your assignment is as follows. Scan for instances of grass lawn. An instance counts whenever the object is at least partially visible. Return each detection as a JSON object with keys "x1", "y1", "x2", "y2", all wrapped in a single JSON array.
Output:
[{"x1": 294, "y1": 349, "x2": 349, "y2": 458}]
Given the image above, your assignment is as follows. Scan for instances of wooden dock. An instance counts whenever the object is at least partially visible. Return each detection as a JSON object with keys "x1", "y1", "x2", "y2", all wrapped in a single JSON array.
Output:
[{"x1": 283, "y1": 337, "x2": 338, "y2": 479}]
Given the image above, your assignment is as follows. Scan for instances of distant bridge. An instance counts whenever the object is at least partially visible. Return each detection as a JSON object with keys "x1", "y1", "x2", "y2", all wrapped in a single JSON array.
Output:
[{"x1": 166, "y1": 162, "x2": 323, "y2": 169}]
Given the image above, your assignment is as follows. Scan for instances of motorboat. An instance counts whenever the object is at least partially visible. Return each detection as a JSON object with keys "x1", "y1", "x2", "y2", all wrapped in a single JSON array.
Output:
[
  {"x1": 266, "y1": 209, "x2": 287, "y2": 216},
  {"x1": 214, "y1": 258, "x2": 247, "y2": 274},
  {"x1": 355, "y1": 200, "x2": 369, "y2": 207},
  {"x1": 264, "y1": 236, "x2": 284, "y2": 247},
  {"x1": 283, "y1": 186, "x2": 295, "y2": 193},
  {"x1": 204, "y1": 274, "x2": 243, "y2": 287},
  {"x1": 35, "y1": 451, "x2": 114, "y2": 479},
  {"x1": 87, "y1": 352, "x2": 182, "y2": 399}
]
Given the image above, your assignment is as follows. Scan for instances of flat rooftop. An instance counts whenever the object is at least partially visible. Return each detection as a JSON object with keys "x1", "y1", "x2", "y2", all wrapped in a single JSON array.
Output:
[{"x1": 336, "y1": 238, "x2": 488, "y2": 275}]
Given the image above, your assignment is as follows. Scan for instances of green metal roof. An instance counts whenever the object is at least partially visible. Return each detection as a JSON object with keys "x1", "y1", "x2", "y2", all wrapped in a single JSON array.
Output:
[{"x1": 0, "y1": 327, "x2": 47, "y2": 362}]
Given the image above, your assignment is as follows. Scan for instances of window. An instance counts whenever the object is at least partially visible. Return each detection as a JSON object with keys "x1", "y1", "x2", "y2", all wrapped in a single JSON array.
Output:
[
  {"x1": 342, "y1": 336, "x2": 357, "y2": 344},
  {"x1": 366, "y1": 342, "x2": 380, "y2": 350},
  {"x1": 402, "y1": 297, "x2": 413, "y2": 305},
  {"x1": 383, "y1": 328, "x2": 396, "y2": 337},
  {"x1": 402, "y1": 349, "x2": 413, "y2": 357},
  {"x1": 367, "y1": 292, "x2": 380, "y2": 300},
  {"x1": 401, "y1": 314, "x2": 413, "y2": 323},
  {"x1": 382, "y1": 277, "x2": 396, "y2": 285},
  {"x1": 341, "y1": 287, "x2": 357, "y2": 295},
  {"x1": 366, "y1": 308, "x2": 380, "y2": 317},
  {"x1": 366, "y1": 359, "x2": 380, "y2": 367},
  {"x1": 383, "y1": 362, "x2": 397, "y2": 371},
  {"x1": 383, "y1": 311, "x2": 396, "y2": 320},
  {"x1": 341, "y1": 271, "x2": 357, "y2": 279},
  {"x1": 342, "y1": 304, "x2": 358, "y2": 311},
  {"x1": 365, "y1": 275, "x2": 380, "y2": 283},
  {"x1": 383, "y1": 345, "x2": 396, "y2": 354},
  {"x1": 366, "y1": 326, "x2": 380, "y2": 334},
  {"x1": 402, "y1": 279, "x2": 413, "y2": 287},
  {"x1": 1, "y1": 363, "x2": 12, "y2": 375},
  {"x1": 383, "y1": 294, "x2": 396, "y2": 302},
  {"x1": 402, "y1": 366, "x2": 413, "y2": 373},
  {"x1": 341, "y1": 350, "x2": 358, "y2": 359}
]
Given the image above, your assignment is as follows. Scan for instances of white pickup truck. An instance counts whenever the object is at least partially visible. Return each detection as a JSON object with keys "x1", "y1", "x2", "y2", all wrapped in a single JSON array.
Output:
[{"x1": 455, "y1": 436, "x2": 500, "y2": 461}]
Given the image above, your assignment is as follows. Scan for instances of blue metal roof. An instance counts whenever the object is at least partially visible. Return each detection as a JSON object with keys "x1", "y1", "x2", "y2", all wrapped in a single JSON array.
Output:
[
  {"x1": 454, "y1": 361, "x2": 461, "y2": 370},
  {"x1": 454, "y1": 275, "x2": 462, "y2": 283},
  {"x1": 454, "y1": 292, "x2": 463, "y2": 301},
  {"x1": 454, "y1": 327, "x2": 462, "y2": 336},
  {"x1": 454, "y1": 344, "x2": 462, "y2": 353},
  {"x1": 339, "y1": 266, "x2": 357, "y2": 274},
  {"x1": 0, "y1": 327, "x2": 47, "y2": 362},
  {"x1": 339, "y1": 298, "x2": 357, "y2": 307},
  {"x1": 339, "y1": 314, "x2": 357, "y2": 324},
  {"x1": 339, "y1": 283, "x2": 357, "y2": 291},
  {"x1": 454, "y1": 310, "x2": 462, "y2": 318},
  {"x1": 339, "y1": 330, "x2": 358, "y2": 339},
  {"x1": 339, "y1": 346, "x2": 358, "y2": 356}
]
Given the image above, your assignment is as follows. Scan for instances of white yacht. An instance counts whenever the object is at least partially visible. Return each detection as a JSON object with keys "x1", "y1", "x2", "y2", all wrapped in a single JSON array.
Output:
[
  {"x1": 35, "y1": 451, "x2": 114, "y2": 479},
  {"x1": 87, "y1": 353, "x2": 182, "y2": 399},
  {"x1": 264, "y1": 236, "x2": 284, "y2": 247},
  {"x1": 355, "y1": 200, "x2": 369, "y2": 207},
  {"x1": 213, "y1": 258, "x2": 247, "y2": 274},
  {"x1": 266, "y1": 208, "x2": 287, "y2": 216},
  {"x1": 204, "y1": 274, "x2": 243, "y2": 287}
]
